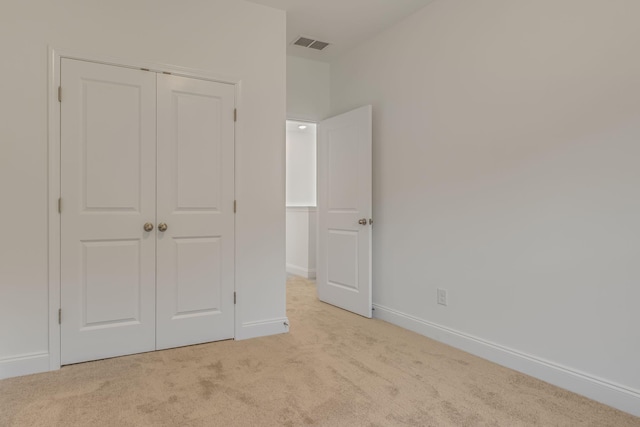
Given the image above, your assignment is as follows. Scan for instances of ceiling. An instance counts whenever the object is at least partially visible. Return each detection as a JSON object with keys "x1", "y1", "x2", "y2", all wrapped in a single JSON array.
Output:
[
  {"x1": 286, "y1": 120, "x2": 316, "y2": 134},
  {"x1": 246, "y1": 0, "x2": 434, "y2": 61}
]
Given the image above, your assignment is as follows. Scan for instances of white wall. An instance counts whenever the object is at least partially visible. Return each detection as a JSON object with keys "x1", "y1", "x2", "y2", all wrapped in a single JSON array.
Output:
[
  {"x1": 287, "y1": 55, "x2": 330, "y2": 121},
  {"x1": 0, "y1": 0, "x2": 286, "y2": 378},
  {"x1": 330, "y1": 0, "x2": 640, "y2": 415},
  {"x1": 286, "y1": 207, "x2": 317, "y2": 279}
]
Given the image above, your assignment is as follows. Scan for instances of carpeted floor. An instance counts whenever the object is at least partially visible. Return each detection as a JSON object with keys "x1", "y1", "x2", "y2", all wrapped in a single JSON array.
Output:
[{"x1": 1, "y1": 275, "x2": 638, "y2": 426}]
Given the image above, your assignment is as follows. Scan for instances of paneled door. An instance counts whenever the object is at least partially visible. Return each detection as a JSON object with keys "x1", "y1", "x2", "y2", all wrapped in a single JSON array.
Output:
[
  {"x1": 317, "y1": 105, "x2": 372, "y2": 318},
  {"x1": 60, "y1": 59, "x2": 235, "y2": 364},
  {"x1": 155, "y1": 74, "x2": 236, "y2": 349},
  {"x1": 60, "y1": 59, "x2": 158, "y2": 364}
]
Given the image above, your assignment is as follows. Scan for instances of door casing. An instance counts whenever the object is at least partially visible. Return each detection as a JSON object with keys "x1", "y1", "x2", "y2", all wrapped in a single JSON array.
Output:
[{"x1": 47, "y1": 48, "x2": 243, "y2": 371}]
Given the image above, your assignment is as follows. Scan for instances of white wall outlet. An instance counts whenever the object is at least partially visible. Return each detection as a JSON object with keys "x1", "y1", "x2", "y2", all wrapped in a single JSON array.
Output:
[{"x1": 437, "y1": 288, "x2": 447, "y2": 306}]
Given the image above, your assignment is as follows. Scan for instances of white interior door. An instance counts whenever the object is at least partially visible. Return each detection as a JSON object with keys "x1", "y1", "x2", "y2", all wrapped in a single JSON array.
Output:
[
  {"x1": 61, "y1": 59, "x2": 236, "y2": 364},
  {"x1": 60, "y1": 59, "x2": 157, "y2": 364},
  {"x1": 317, "y1": 105, "x2": 372, "y2": 318},
  {"x1": 155, "y1": 74, "x2": 236, "y2": 349}
]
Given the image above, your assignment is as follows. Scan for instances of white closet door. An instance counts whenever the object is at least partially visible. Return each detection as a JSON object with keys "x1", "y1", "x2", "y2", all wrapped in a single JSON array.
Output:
[
  {"x1": 155, "y1": 74, "x2": 236, "y2": 349},
  {"x1": 60, "y1": 59, "x2": 157, "y2": 364}
]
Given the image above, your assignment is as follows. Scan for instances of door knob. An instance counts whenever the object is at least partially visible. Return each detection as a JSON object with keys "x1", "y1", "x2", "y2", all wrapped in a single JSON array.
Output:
[
  {"x1": 358, "y1": 218, "x2": 367, "y2": 225},
  {"x1": 158, "y1": 223, "x2": 168, "y2": 232},
  {"x1": 143, "y1": 222, "x2": 154, "y2": 232}
]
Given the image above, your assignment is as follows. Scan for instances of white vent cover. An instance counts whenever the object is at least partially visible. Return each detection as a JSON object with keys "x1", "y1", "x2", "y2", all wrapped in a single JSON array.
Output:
[{"x1": 292, "y1": 36, "x2": 330, "y2": 51}]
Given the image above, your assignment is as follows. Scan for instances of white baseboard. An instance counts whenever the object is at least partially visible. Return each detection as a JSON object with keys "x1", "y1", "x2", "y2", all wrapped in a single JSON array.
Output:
[
  {"x1": 0, "y1": 352, "x2": 51, "y2": 380},
  {"x1": 373, "y1": 303, "x2": 640, "y2": 417},
  {"x1": 286, "y1": 264, "x2": 316, "y2": 279},
  {"x1": 236, "y1": 317, "x2": 290, "y2": 340}
]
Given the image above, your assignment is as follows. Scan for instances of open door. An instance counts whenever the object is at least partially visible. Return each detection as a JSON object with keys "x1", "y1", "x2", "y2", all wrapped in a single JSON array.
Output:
[{"x1": 317, "y1": 105, "x2": 372, "y2": 318}]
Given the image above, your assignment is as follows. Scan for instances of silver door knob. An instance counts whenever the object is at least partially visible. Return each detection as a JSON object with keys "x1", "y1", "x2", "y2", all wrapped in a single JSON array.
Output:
[
  {"x1": 143, "y1": 222, "x2": 154, "y2": 232},
  {"x1": 358, "y1": 218, "x2": 367, "y2": 225},
  {"x1": 158, "y1": 223, "x2": 168, "y2": 232}
]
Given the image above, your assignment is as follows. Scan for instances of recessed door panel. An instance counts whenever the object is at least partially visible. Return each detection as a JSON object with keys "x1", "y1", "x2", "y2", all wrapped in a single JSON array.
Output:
[
  {"x1": 83, "y1": 81, "x2": 142, "y2": 211},
  {"x1": 175, "y1": 93, "x2": 223, "y2": 211},
  {"x1": 61, "y1": 58, "x2": 157, "y2": 365},
  {"x1": 327, "y1": 230, "x2": 359, "y2": 291},
  {"x1": 82, "y1": 239, "x2": 141, "y2": 327},
  {"x1": 328, "y1": 126, "x2": 360, "y2": 212},
  {"x1": 174, "y1": 237, "x2": 222, "y2": 316}
]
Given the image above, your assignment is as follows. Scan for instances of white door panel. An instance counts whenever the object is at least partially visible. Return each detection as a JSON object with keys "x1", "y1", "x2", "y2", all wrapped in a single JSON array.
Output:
[
  {"x1": 82, "y1": 240, "x2": 142, "y2": 325},
  {"x1": 155, "y1": 74, "x2": 235, "y2": 350},
  {"x1": 60, "y1": 59, "x2": 157, "y2": 364},
  {"x1": 328, "y1": 126, "x2": 360, "y2": 211},
  {"x1": 318, "y1": 105, "x2": 372, "y2": 318},
  {"x1": 327, "y1": 230, "x2": 359, "y2": 290}
]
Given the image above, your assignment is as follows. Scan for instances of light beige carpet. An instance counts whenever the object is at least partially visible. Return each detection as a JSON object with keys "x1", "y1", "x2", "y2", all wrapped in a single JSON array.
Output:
[{"x1": 0, "y1": 275, "x2": 638, "y2": 426}]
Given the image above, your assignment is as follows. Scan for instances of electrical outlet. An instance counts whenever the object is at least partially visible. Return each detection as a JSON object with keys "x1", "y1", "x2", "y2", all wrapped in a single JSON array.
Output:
[{"x1": 437, "y1": 288, "x2": 447, "y2": 306}]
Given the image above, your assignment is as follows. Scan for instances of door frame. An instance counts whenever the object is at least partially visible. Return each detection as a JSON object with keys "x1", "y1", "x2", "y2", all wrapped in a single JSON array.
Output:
[{"x1": 47, "y1": 47, "x2": 242, "y2": 371}]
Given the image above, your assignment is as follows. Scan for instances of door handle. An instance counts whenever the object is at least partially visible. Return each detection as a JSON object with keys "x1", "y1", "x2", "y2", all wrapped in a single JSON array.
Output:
[
  {"x1": 158, "y1": 223, "x2": 168, "y2": 232},
  {"x1": 143, "y1": 222, "x2": 154, "y2": 232},
  {"x1": 358, "y1": 218, "x2": 367, "y2": 225}
]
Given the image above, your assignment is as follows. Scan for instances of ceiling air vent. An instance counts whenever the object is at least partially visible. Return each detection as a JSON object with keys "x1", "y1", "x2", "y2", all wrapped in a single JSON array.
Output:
[
  {"x1": 308, "y1": 40, "x2": 329, "y2": 50},
  {"x1": 292, "y1": 36, "x2": 330, "y2": 51}
]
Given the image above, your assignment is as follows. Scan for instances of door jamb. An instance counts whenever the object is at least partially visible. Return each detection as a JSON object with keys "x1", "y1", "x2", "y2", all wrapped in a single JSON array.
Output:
[{"x1": 47, "y1": 47, "x2": 242, "y2": 372}]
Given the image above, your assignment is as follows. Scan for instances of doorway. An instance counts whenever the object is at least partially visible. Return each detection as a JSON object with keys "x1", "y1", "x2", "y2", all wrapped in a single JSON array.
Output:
[{"x1": 285, "y1": 120, "x2": 317, "y2": 279}]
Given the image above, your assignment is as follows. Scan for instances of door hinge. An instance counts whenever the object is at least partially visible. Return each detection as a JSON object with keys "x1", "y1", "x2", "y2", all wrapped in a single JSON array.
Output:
[
  {"x1": 58, "y1": 198, "x2": 62, "y2": 213},
  {"x1": 58, "y1": 308, "x2": 62, "y2": 324},
  {"x1": 234, "y1": 108, "x2": 237, "y2": 122},
  {"x1": 234, "y1": 292, "x2": 237, "y2": 304},
  {"x1": 234, "y1": 200, "x2": 237, "y2": 213},
  {"x1": 58, "y1": 86, "x2": 62, "y2": 102}
]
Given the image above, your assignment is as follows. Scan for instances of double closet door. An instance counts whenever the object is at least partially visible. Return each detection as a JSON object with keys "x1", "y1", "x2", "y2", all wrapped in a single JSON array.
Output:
[{"x1": 60, "y1": 59, "x2": 235, "y2": 365}]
